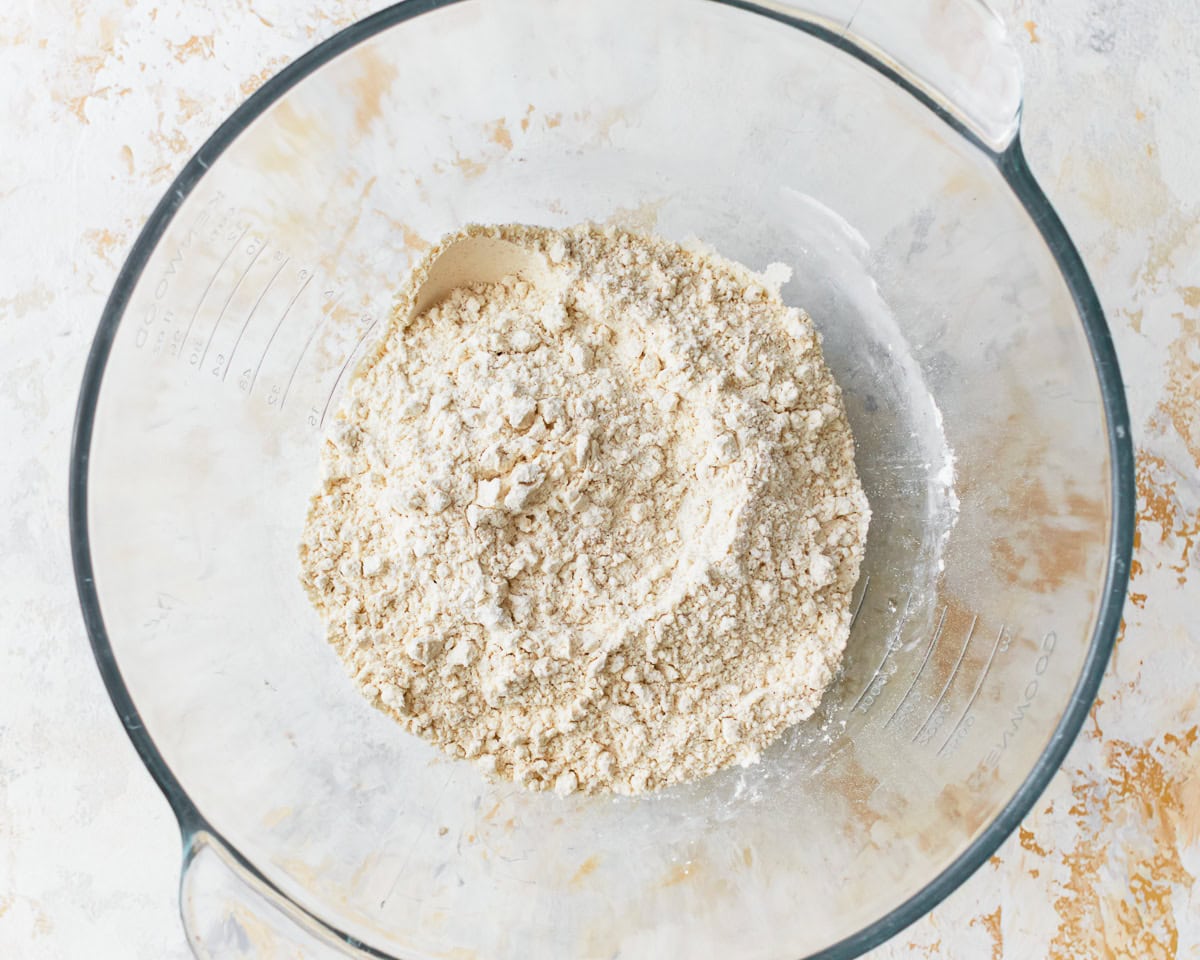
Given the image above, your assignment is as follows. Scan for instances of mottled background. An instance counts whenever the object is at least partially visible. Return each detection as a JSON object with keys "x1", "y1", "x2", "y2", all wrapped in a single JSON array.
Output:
[{"x1": 1, "y1": 0, "x2": 1197, "y2": 957}]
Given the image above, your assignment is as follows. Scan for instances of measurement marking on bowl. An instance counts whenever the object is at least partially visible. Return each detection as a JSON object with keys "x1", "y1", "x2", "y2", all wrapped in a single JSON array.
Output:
[
  {"x1": 278, "y1": 304, "x2": 331, "y2": 411},
  {"x1": 849, "y1": 575, "x2": 871, "y2": 629},
  {"x1": 884, "y1": 605, "x2": 947, "y2": 727},
  {"x1": 937, "y1": 624, "x2": 1007, "y2": 758},
  {"x1": 849, "y1": 589, "x2": 910, "y2": 713},
  {"x1": 178, "y1": 227, "x2": 247, "y2": 359},
  {"x1": 318, "y1": 316, "x2": 378, "y2": 428},
  {"x1": 248, "y1": 273, "x2": 312, "y2": 395},
  {"x1": 198, "y1": 240, "x2": 268, "y2": 370},
  {"x1": 911, "y1": 615, "x2": 977, "y2": 743},
  {"x1": 224, "y1": 256, "x2": 289, "y2": 381}
]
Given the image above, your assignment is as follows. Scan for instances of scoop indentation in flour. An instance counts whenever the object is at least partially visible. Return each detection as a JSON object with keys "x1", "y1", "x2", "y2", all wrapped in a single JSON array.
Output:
[{"x1": 300, "y1": 223, "x2": 870, "y2": 796}]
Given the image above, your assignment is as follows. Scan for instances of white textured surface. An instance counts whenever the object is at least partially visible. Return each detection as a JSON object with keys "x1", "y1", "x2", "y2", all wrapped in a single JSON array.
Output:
[{"x1": 1, "y1": 1, "x2": 1198, "y2": 958}]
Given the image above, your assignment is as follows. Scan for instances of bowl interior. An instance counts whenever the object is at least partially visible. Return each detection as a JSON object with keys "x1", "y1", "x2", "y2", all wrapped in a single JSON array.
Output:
[{"x1": 81, "y1": 1, "x2": 1117, "y2": 958}]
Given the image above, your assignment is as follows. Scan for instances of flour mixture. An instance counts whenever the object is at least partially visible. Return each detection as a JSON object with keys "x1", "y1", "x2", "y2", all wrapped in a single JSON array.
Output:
[{"x1": 300, "y1": 224, "x2": 869, "y2": 795}]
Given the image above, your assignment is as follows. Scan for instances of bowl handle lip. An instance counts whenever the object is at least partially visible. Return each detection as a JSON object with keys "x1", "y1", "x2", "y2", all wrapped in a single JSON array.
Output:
[
  {"x1": 179, "y1": 828, "x2": 388, "y2": 959},
  {"x1": 725, "y1": 0, "x2": 1025, "y2": 153},
  {"x1": 68, "y1": 2, "x2": 1133, "y2": 959}
]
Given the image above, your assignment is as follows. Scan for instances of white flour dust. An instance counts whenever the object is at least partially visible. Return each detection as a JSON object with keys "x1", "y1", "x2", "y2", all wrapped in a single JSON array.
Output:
[{"x1": 300, "y1": 224, "x2": 869, "y2": 795}]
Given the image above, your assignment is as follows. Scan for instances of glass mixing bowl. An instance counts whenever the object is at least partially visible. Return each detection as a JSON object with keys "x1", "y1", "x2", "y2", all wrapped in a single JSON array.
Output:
[{"x1": 70, "y1": 1, "x2": 1134, "y2": 957}]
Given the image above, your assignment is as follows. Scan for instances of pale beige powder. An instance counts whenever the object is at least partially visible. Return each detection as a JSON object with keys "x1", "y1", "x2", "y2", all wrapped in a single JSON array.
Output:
[{"x1": 300, "y1": 224, "x2": 869, "y2": 795}]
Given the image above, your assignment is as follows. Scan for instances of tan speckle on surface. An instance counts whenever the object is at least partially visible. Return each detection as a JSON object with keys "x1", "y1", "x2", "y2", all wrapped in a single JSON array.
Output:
[
  {"x1": 1047, "y1": 733, "x2": 1197, "y2": 959},
  {"x1": 1018, "y1": 825, "x2": 1049, "y2": 858},
  {"x1": 1157, "y1": 314, "x2": 1200, "y2": 469},
  {"x1": 170, "y1": 34, "x2": 214, "y2": 63},
  {"x1": 602, "y1": 198, "x2": 666, "y2": 233},
  {"x1": 348, "y1": 44, "x2": 397, "y2": 135},
  {"x1": 451, "y1": 155, "x2": 487, "y2": 179},
  {"x1": 84, "y1": 228, "x2": 123, "y2": 264},
  {"x1": 969, "y1": 906, "x2": 1003, "y2": 960},
  {"x1": 487, "y1": 118, "x2": 513, "y2": 150},
  {"x1": 569, "y1": 856, "x2": 600, "y2": 887},
  {"x1": 0, "y1": 285, "x2": 54, "y2": 319},
  {"x1": 660, "y1": 860, "x2": 700, "y2": 888},
  {"x1": 239, "y1": 56, "x2": 291, "y2": 96}
]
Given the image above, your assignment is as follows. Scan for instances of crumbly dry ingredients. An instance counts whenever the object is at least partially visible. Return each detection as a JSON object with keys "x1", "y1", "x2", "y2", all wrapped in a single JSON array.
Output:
[{"x1": 300, "y1": 224, "x2": 869, "y2": 795}]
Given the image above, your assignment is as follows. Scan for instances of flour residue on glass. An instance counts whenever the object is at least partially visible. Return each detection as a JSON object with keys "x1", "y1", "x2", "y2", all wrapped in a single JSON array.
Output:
[{"x1": 661, "y1": 190, "x2": 961, "y2": 820}]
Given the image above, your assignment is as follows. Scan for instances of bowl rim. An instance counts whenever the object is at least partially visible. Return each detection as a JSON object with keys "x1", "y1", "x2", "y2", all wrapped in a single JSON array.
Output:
[{"x1": 68, "y1": 1, "x2": 1136, "y2": 957}]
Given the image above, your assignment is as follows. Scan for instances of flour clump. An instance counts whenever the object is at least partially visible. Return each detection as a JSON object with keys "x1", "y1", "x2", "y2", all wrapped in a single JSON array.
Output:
[{"x1": 300, "y1": 223, "x2": 869, "y2": 795}]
